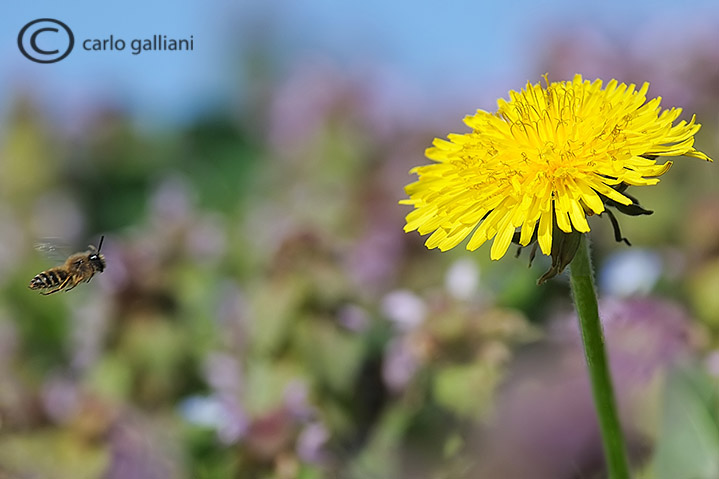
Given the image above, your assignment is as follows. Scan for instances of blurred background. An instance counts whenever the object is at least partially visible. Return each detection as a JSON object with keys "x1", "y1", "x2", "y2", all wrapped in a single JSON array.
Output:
[{"x1": 1, "y1": 1, "x2": 719, "y2": 478}]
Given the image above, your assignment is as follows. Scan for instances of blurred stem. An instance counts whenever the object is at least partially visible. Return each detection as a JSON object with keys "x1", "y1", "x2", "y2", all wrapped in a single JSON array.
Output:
[{"x1": 569, "y1": 235, "x2": 630, "y2": 479}]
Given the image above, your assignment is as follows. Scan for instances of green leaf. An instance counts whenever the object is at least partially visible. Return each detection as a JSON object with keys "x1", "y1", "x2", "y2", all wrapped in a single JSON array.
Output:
[
  {"x1": 432, "y1": 363, "x2": 497, "y2": 419},
  {"x1": 652, "y1": 368, "x2": 719, "y2": 479}
]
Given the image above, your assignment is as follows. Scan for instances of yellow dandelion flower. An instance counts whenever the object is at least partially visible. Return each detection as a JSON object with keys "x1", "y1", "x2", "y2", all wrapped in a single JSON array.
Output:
[{"x1": 401, "y1": 74, "x2": 712, "y2": 278}]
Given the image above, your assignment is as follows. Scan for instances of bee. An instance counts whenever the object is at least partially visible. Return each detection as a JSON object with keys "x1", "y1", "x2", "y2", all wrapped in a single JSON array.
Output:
[{"x1": 29, "y1": 236, "x2": 106, "y2": 295}]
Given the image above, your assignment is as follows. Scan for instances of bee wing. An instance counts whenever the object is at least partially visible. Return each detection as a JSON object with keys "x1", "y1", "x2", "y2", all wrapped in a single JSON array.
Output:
[{"x1": 34, "y1": 238, "x2": 73, "y2": 263}]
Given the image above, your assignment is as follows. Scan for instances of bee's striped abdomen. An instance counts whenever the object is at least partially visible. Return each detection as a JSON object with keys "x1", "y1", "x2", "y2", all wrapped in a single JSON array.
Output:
[{"x1": 29, "y1": 268, "x2": 69, "y2": 291}]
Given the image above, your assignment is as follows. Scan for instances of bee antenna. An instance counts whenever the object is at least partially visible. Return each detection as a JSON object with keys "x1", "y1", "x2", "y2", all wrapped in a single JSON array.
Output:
[{"x1": 97, "y1": 235, "x2": 105, "y2": 252}]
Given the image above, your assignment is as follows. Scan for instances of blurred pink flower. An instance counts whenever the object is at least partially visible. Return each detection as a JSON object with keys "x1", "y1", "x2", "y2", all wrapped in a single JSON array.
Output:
[{"x1": 473, "y1": 297, "x2": 693, "y2": 478}]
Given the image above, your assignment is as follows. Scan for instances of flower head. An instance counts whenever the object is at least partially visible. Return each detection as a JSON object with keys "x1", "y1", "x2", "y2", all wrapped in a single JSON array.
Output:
[{"x1": 402, "y1": 75, "x2": 712, "y2": 278}]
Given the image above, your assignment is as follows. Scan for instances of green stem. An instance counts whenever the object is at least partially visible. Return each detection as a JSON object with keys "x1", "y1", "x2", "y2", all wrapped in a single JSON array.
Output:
[{"x1": 569, "y1": 235, "x2": 630, "y2": 479}]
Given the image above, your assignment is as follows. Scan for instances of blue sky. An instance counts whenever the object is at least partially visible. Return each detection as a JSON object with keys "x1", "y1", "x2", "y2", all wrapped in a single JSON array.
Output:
[{"x1": 2, "y1": 0, "x2": 718, "y2": 127}]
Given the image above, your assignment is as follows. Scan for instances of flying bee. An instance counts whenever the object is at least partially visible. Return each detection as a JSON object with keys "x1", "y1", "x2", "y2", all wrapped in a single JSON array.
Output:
[{"x1": 29, "y1": 236, "x2": 106, "y2": 295}]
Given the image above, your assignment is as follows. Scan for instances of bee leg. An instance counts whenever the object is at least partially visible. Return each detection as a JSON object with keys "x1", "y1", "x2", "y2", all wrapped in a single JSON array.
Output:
[
  {"x1": 64, "y1": 277, "x2": 82, "y2": 292},
  {"x1": 42, "y1": 276, "x2": 72, "y2": 295}
]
